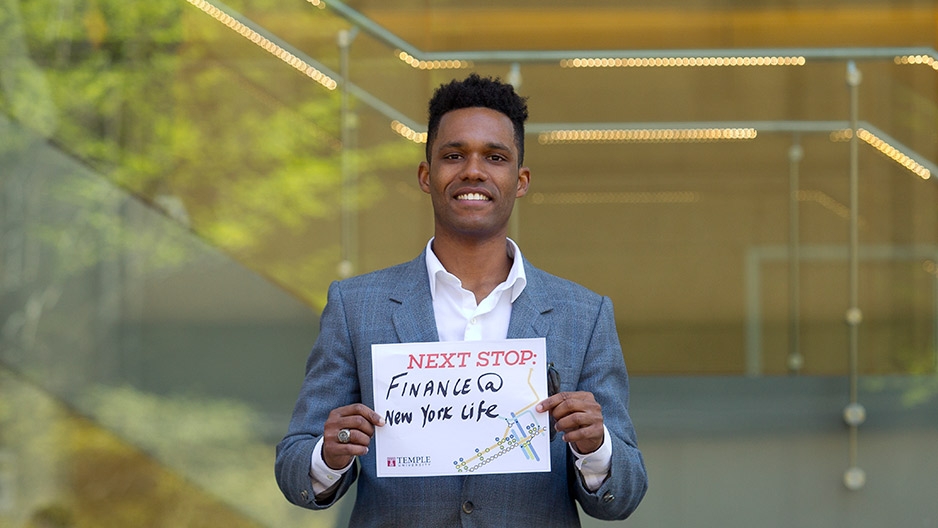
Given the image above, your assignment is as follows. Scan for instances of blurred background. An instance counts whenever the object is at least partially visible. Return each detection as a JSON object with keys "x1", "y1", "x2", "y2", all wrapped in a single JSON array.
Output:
[{"x1": 1, "y1": 0, "x2": 936, "y2": 526}]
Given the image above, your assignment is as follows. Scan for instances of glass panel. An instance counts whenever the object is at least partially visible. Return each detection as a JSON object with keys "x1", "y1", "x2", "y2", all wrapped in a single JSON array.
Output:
[
  {"x1": 1, "y1": 114, "x2": 327, "y2": 525},
  {"x1": 2, "y1": 0, "x2": 937, "y2": 526}
]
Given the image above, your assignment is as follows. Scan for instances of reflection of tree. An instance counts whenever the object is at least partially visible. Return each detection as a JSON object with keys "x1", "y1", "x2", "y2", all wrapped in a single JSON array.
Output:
[
  {"x1": 1, "y1": 2, "x2": 411, "y2": 526},
  {"x1": 0, "y1": 370, "x2": 287, "y2": 528},
  {"x1": 864, "y1": 368, "x2": 938, "y2": 408},
  {"x1": 0, "y1": 0, "x2": 57, "y2": 138},
  {"x1": 80, "y1": 384, "x2": 330, "y2": 527},
  {"x1": 1, "y1": 0, "x2": 416, "y2": 309},
  {"x1": 901, "y1": 376, "x2": 938, "y2": 406}
]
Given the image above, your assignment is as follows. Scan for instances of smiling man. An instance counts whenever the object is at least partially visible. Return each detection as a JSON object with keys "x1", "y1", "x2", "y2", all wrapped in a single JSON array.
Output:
[
  {"x1": 418, "y1": 104, "x2": 529, "y2": 304},
  {"x1": 275, "y1": 74, "x2": 648, "y2": 527}
]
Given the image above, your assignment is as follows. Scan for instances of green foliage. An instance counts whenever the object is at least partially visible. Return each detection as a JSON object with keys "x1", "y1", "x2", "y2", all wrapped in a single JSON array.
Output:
[
  {"x1": 2, "y1": 0, "x2": 416, "y2": 302},
  {"x1": 0, "y1": 371, "x2": 272, "y2": 528},
  {"x1": 2, "y1": 3, "x2": 418, "y2": 521}
]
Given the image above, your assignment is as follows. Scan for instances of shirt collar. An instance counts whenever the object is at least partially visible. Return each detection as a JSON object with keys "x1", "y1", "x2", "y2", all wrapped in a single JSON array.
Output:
[{"x1": 425, "y1": 237, "x2": 527, "y2": 303}]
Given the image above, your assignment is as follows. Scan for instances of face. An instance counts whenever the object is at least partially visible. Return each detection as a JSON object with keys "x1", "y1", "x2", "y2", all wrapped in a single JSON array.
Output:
[{"x1": 418, "y1": 107, "x2": 531, "y2": 242}]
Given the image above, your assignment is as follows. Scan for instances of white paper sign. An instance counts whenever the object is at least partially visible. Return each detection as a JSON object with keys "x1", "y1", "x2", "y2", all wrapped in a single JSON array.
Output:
[{"x1": 372, "y1": 338, "x2": 550, "y2": 477}]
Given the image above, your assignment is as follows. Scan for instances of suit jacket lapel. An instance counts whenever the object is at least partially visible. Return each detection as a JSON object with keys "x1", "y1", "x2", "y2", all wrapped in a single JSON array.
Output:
[
  {"x1": 507, "y1": 262, "x2": 552, "y2": 340},
  {"x1": 389, "y1": 252, "x2": 440, "y2": 344},
  {"x1": 388, "y1": 252, "x2": 551, "y2": 343}
]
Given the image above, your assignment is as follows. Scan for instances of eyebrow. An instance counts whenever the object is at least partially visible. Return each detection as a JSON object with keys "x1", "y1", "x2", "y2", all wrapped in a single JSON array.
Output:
[{"x1": 437, "y1": 140, "x2": 513, "y2": 154}]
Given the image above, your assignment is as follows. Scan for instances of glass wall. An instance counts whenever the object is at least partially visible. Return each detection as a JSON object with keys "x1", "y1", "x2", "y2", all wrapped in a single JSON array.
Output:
[{"x1": 1, "y1": 0, "x2": 936, "y2": 526}]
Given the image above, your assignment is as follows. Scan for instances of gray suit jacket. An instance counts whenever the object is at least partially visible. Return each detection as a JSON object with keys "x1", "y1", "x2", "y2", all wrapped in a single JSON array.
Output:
[{"x1": 275, "y1": 252, "x2": 647, "y2": 527}]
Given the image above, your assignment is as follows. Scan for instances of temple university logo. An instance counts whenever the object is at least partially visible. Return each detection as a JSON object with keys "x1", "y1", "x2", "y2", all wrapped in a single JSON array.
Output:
[{"x1": 386, "y1": 456, "x2": 431, "y2": 468}]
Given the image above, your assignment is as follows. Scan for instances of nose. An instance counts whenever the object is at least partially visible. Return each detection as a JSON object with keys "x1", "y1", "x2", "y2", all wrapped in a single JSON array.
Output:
[{"x1": 460, "y1": 154, "x2": 488, "y2": 181}]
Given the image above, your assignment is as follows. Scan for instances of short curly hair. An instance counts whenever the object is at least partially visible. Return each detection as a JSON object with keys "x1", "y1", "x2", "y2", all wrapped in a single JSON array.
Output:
[{"x1": 426, "y1": 73, "x2": 529, "y2": 165}]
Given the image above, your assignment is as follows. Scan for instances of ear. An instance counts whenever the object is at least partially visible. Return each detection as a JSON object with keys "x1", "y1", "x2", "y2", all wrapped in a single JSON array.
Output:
[
  {"x1": 417, "y1": 161, "x2": 431, "y2": 194},
  {"x1": 516, "y1": 166, "x2": 531, "y2": 198}
]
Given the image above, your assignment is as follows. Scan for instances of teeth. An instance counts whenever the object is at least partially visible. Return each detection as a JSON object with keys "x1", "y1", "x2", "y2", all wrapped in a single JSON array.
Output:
[{"x1": 457, "y1": 192, "x2": 489, "y2": 201}]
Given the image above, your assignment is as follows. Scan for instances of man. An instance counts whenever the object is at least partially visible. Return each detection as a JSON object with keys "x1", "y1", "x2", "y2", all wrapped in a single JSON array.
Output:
[{"x1": 275, "y1": 74, "x2": 647, "y2": 527}]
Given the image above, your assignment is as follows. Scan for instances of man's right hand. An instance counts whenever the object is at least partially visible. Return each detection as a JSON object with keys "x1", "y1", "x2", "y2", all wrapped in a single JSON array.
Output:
[{"x1": 322, "y1": 404, "x2": 385, "y2": 470}]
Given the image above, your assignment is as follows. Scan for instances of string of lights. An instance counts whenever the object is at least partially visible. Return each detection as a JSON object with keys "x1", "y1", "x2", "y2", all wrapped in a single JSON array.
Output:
[
  {"x1": 397, "y1": 50, "x2": 473, "y2": 70},
  {"x1": 390, "y1": 120, "x2": 428, "y2": 144},
  {"x1": 538, "y1": 128, "x2": 758, "y2": 144},
  {"x1": 831, "y1": 129, "x2": 931, "y2": 180},
  {"x1": 894, "y1": 54, "x2": 938, "y2": 71},
  {"x1": 186, "y1": 0, "x2": 337, "y2": 90},
  {"x1": 190, "y1": 0, "x2": 934, "y2": 182},
  {"x1": 560, "y1": 56, "x2": 806, "y2": 68}
]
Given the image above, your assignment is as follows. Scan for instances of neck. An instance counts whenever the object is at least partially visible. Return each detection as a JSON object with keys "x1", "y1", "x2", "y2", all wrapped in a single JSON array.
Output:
[{"x1": 431, "y1": 234, "x2": 513, "y2": 304}]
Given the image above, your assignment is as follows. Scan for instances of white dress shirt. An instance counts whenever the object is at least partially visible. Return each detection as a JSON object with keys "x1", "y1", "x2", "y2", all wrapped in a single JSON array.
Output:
[
  {"x1": 309, "y1": 238, "x2": 611, "y2": 495},
  {"x1": 425, "y1": 237, "x2": 526, "y2": 342}
]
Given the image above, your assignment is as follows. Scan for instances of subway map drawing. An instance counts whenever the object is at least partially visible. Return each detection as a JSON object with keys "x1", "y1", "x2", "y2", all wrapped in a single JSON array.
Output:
[{"x1": 452, "y1": 367, "x2": 550, "y2": 473}]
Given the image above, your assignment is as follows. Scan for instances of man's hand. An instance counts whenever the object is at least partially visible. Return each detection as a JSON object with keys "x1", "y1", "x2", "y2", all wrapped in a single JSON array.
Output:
[
  {"x1": 536, "y1": 391, "x2": 604, "y2": 454},
  {"x1": 322, "y1": 404, "x2": 385, "y2": 470}
]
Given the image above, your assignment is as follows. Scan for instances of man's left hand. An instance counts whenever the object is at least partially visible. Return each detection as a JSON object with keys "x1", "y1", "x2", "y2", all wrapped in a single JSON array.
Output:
[{"x1": 536, "y1": 391, "x2": 604, "y2": 454}]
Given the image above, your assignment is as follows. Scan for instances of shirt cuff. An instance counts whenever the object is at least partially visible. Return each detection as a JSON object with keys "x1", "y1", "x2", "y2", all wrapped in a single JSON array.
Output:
[
  {"x1": 309, "y1": 436, "x2": 354, "y2": 497},
  {"x1": 570, "y1": 424, "x2": 612, "y2": 492}
]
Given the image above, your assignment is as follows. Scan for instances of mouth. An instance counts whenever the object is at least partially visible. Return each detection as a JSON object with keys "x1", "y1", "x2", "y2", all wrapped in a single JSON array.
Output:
[{"x1": 455, "y1": 192, "x2": 491, "y2": 201}]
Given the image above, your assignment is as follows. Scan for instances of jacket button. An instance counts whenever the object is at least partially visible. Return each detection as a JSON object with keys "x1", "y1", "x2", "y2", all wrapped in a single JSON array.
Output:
[
  {"x1": 462, "y1": 501, "x2": 474, "y2": 514},
  {"x1": 602, "y1": 491, "x2": 615, "y2": 503},
  {"x1": 300, "y1": 490, "x2": 309, "y2": 501}
]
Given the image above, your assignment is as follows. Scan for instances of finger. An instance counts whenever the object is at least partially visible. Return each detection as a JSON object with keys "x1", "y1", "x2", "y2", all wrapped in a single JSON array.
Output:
[
  {"x1": 322, "y1": 424, "x2": 373, "y2": 470},
  {"x1": 332, "y1": 403, "x2": 385, "y2": 426},
  {"x1": 329, "y1": 429, "x2": 372, "y2": 451},
  {"x1": 326, "y1": 438, "x2": 370, "y2": 456},
  {"x1": 554, "y1": 410, "x2": 602, "y2": 436},
  {"x1": 559, "y1": 423, "x2": 605, "y2": 454},
  {"x1": 557, "y1": 421, "x2": 603, "y2": 442},
  {"x1": 543, "y1": 393, "x2": 602, "y2": 431},
  {"x1": 322, "y1": 441, "x2": 368, "y2": 471},
  {"x1": 538, "y1": 392, "x2": 598, "y2": 418},
  {"x1": 552, "y1": 407, "x2": 604, "y2": 450},
  {"x1": 330, "y1": 414, "x2": 380, "y2": 438},
  {"x1": 536, "y1": 392, "x2": 567, "y2": 413},
  {"x1": 325, "y1": 405, "x2": 385, "y2": 441}
]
